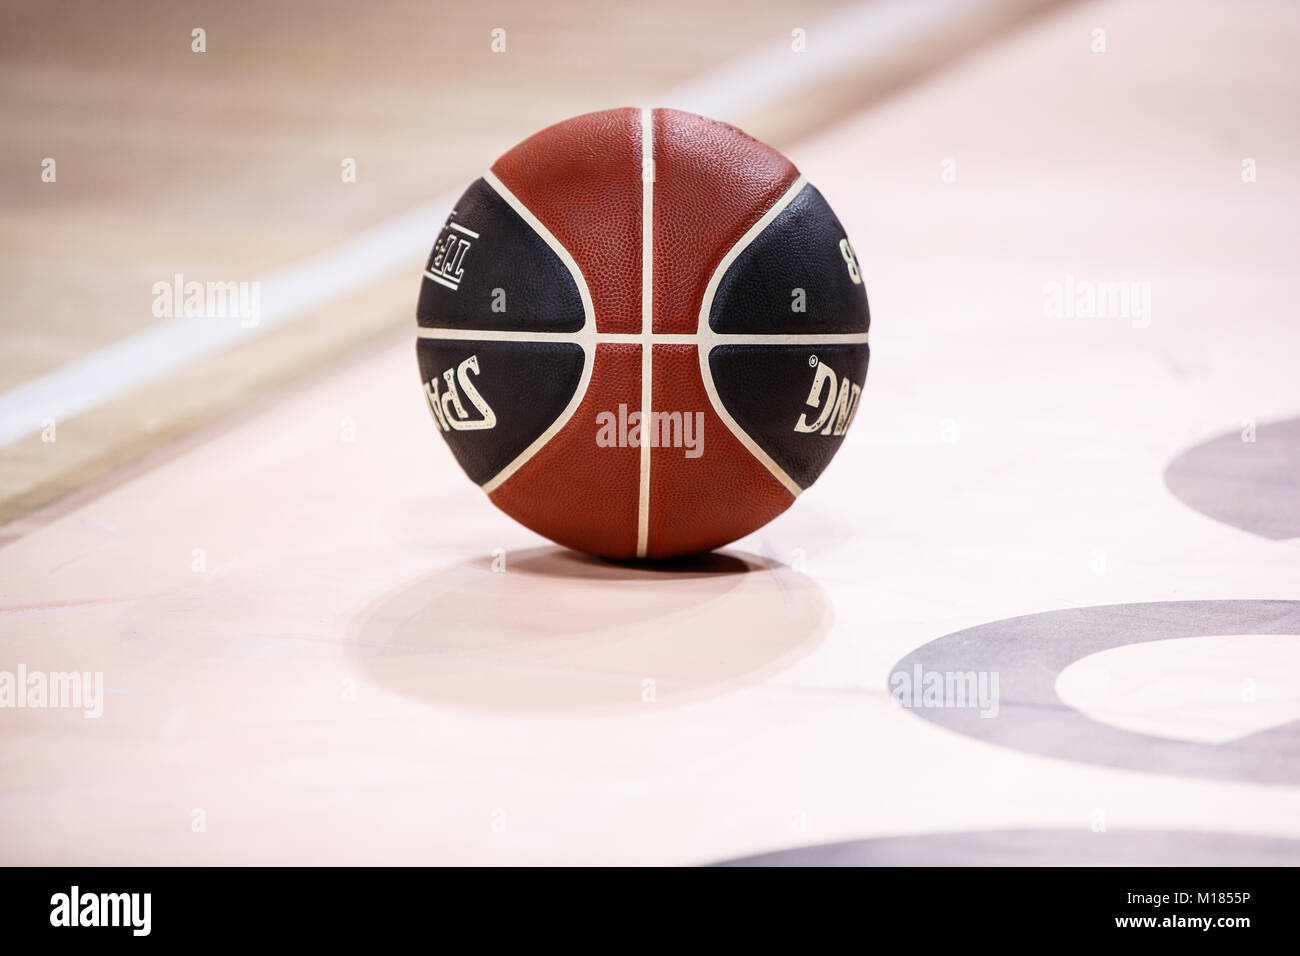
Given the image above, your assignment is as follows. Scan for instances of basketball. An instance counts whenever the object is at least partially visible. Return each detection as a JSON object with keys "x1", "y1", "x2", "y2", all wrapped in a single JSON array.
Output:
[{"x1": 417, "y1": 107, "x2": 870, "y2": 559}]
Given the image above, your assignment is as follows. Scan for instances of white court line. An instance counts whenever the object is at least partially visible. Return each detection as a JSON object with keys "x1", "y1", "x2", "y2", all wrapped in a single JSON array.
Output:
[
  {"x1": 0, "y1": 0, "x2": 993, "y2": 450},
  {"x1": 0, "y1": 200, "x2": 455, "y2": 447}
]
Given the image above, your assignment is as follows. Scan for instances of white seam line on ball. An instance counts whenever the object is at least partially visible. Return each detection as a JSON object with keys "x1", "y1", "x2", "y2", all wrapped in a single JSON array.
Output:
[
  {"x1": 696, "y1": 177, "x2": 812, "y2": 498},
  {"x1": 476, "y1": 170, "x2": 596, "y2": 496},
  {"x1": 417, "y1": 327, "x2": 870, "y2": 346},
  {"x1": 636, "y1": 108, "x2": 654, "y2": 559}
]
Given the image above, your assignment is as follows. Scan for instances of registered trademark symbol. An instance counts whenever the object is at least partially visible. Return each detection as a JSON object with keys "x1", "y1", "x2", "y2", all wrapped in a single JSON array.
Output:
[{"x1": 808, "y1": 354, "x2": 818, "y2": 367}]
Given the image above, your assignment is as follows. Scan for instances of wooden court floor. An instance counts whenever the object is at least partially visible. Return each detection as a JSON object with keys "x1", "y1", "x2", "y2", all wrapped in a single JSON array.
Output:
[{"x1": 1, "y1": 0, "x2": 1297, "y2": 865}]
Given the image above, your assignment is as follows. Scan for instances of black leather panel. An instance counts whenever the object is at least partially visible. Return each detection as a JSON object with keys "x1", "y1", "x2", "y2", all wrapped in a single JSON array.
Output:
[
  {"x1": 418, "y1": 178, "x2": 586, "y2": 333},
  {"x1": 416, "y1": 339, "x2": 585, "y2": 485},
  {"x1": 708, "y1": 183, "x2": 869, "y2": 336},
  {"x1": 709, "y1": 343, "x2": 869, "y2": 489}
]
